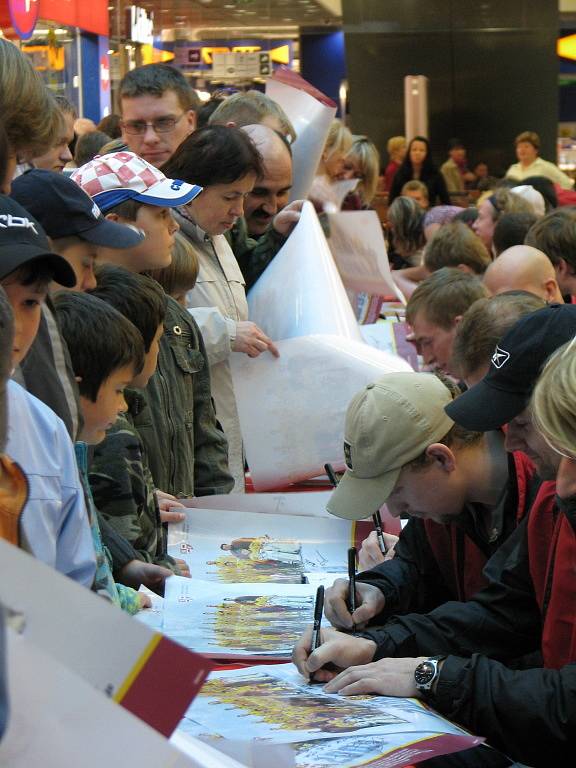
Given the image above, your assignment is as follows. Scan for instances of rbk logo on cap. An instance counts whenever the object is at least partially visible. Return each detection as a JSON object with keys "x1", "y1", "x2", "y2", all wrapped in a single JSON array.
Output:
[
  {"x1": 492, "y1": 346, "x2": 510, "y2": 369},
  {"x1": 0, "y1": 213, "x2": 39, "y2": 234},
  {"x1": 91, "y1": 202, "x2": 101, "y2": 220},
  {"x1": 344, "y1": 440, "x2": 353, "y2": 471}
]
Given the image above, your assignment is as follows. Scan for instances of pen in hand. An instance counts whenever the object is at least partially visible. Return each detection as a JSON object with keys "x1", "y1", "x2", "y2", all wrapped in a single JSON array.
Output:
[
  {"x1": 372, "y1": 509, "x2": 387, "y2": 555},
  {"x1": 324, "y1": 463, "x2": 339, "y2": 488},
  {"x1": 309, "y1": 585, "x2": 325, "y2": 683},
  {"x1": 348, "y1": 547, "x2": 357, "y2": 615}
]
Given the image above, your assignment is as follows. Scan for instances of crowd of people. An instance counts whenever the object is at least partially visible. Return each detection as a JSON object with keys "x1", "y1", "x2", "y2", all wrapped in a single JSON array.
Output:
[{"x1": 1, "y1": 36, "x2": 575, "y2": 767}]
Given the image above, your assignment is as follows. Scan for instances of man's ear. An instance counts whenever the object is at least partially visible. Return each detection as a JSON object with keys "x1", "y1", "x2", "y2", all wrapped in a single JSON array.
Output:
[
  {"x1": 425, "y1": 443, "x2": 456, "y2": 473},
  {"x1": 185, "y1": 109, "x2": 196, "y2": 133},
  {"x1": 543, "y1": 278, "x2": 560, "y2": 302},
  {"x1": 452, "y1": 314, "x2": 463, "y2": 328},
  {"x1": 456, "y1": 263, "x2": 474, "y2": 275},
  {"x1": 104, "y1": 212, "x2": 120, "y2": 223}
]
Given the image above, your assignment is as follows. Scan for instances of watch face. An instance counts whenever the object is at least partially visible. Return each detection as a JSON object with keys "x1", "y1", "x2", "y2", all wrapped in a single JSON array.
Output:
[{"x1": 414, "y1": 660, "x2": 436, "y2": 686}]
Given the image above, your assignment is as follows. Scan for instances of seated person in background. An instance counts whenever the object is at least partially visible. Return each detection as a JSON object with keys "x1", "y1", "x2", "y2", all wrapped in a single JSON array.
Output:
[
  {"x1": 424, "y1": 221, "x2": 491, "y2": 276},
  {"x1": 306, "y1": 372, "x2": 540, "y2": 632},
  {"x1": 405, "y1": 268, "x2": 488, "y2": 375},
  {"x1": 400, "y1": 180, "x2": 429, "y2": 209},
  {"x1": 209, "y1": 89, "x2": 296, "y2": 144},
  {"x1": 505, "y1": 130, "x2": 573, "y2": 189},
  {"x1": 87, "y1": 266, "x2": 187, "y2": 575},
  {"x1": 389, "y1": 136, "x2": 450, "y2": 206},
  {"x1": 449, "y1": 291, "x2": 546, "y2": 386},
  {"x1": 387, "y1": 196, "x2": 425, "y2": 269},
  {"x1": 0, "y1": 196, "x2": 95, "y2": 586},
  {"x1": 440, "y1": 138, "x2": 476, "y2": 195},
  {"x1": 73, "y1": 130, "x2": 111, "y2": 168},
  {"x1": 383, "y1": 135, "x2": 406, "y2": 193},
  {"x1": 483, "y1": 244, "x2": 564, "y2": 303},
  {"x1": 473, "y1": 186, "x2": 536, "y2": 255},
  {"x1": 341, "y1": 135, "x2": 381, "y2": 210},
  {"x1": 491, "y1": 211, "x2": 537, "y2": 256},
  {"x1": 525, "y1": 207, "x2": 576, "y2": 296},
  {"x1": 148, "y1": 231, "x2": 199, "y2": 308}
]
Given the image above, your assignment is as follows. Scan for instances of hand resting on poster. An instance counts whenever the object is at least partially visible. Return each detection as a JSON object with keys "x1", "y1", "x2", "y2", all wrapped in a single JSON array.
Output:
[
  {"x1": 323, "y1": 657, "x2": 430, "y2": 698},
  {"x1": 118, "y1": 560, "x2": 174, "y2": 594},
  {"x1": 292, "y1": 625, "x2": 376, "y2": 683},
  {"x1": 358, "y1": 531, "x2": 398, "y2": 571},
  {"x1": 324, "y1": 579, "x2": 385, "y2": 630},
  {"x1": 156, "y1": 489, "x2": 186, "y2": 523}
]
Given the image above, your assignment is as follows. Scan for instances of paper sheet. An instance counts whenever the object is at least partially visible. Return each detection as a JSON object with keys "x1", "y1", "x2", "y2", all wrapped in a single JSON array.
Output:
[
  {"x1": 231, "y1": 334, "x2": 413, "y2": 491},
  {"x1": 248, "y1": 202, "x2": 361, "y2": 342},
  {"x1": 0, "y1": 627, "x2": 201, "y2": 768},
  {"x1": 266, "y1": 69, "x2": 337, "y2": 201},
  {"x1": 182, "y1": 664, "x2": 483, "y2": 755},
  {"x1": 163, "y1": 578, "x2": 317, "y2": 659},
  {"x1": 167, "y1": 506, "x2": 352, "y2": 584},
  {"x1": 327, "y1": 211, "x2": 404, "y2": 302},
  {"x1": 181, "y1": 491, "x2": 334, "y2": 518}
]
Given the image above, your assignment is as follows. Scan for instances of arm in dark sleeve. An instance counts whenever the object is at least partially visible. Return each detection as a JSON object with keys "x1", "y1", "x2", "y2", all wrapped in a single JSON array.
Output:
[
  {"x1": 228, "y1": 222, "x2": 287, "y2": 291},
  {"x1": 435, "y1": 172, "x2": 451, "y2": 204},
  {"x1": 97, "y1": 513, "x2": 139, "y2": 576},
  {"x1": 356, "y1": 518, "x2": 453, "y2": 621},
  {"x1": 430, "y1": 655, "x2": 576, "y2": 764},
  {"x1": 361, "y1": 518, "x2": 542, "y2": 662},
  {"x1": 188, "y1": 317, "x2": 235, "y2": 496}
]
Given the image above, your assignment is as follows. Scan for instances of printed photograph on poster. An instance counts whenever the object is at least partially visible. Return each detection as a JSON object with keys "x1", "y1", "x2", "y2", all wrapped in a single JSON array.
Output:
[
  {"x1": 163, "y1": 578, "x2": 318, "y2": 660},
  {"x1": 167, "y1": 507, "x2": 353, "y2": 583}
]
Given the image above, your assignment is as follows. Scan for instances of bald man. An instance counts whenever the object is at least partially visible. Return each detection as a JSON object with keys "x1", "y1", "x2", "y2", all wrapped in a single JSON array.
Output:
[
  {"x1": 483, "y1": 245, "x2": 564, "y2": 303},
  {"x1": 226, "y1": 123, "x2": 304, "y2": 289}
]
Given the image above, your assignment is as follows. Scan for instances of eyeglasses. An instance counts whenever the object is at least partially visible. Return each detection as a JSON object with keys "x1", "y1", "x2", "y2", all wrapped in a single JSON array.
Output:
[{"x1": 121, "y1": 113, "x2": 186, "y2": 135}]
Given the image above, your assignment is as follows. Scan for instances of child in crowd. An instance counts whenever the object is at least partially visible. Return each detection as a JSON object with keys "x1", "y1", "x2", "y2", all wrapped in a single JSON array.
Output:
[
  {"x1": 72, "y1": 151, "x2": 233, "y2": 498},
  {"x1": 0, "y1": 195, "x2": 95, "y2": 586},
  {"x1": 53, "y1": 290, "x2": 154, "y2": 612},
  {"x1": 148, "y1": 231, "x2": 199, "y2": 307},
  {"x1": 88, "y1": 265, "x2": 187, "y2": 575}
]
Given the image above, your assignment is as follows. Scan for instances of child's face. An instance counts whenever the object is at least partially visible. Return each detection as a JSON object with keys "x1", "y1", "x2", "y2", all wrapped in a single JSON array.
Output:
[
  {"x1": 79, "y1": 364, "x2": 134, "y2": 445},
  {"x1": 57, "y1": 240, "x2": 98, "y2": 292},
  {"x1": 131, "y1": 324, "x2": 164, "y2": 389},
  {"x1": 2, "y1": 277, "x2": 48, "y2": 366},
  {"x1": 119, "y1": 205, "x2": 178, "y2": 272}
]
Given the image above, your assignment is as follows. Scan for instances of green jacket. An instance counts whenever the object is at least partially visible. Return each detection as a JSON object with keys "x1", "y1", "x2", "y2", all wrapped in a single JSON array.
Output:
[
  {"x1": 226, "y1": 217, "x2": 287, "y2": 291},
  {"x1": 132, "y1": 296, "x2": 234, "y2": 497},
  {"x1": 89, "y1": 391, "x2": 180, "y2": 573}
]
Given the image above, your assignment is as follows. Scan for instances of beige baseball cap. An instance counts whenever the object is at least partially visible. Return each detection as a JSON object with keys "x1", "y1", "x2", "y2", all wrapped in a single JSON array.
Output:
[{"x1": 327, "y1": 373, "x2": 455, "y2": 521}]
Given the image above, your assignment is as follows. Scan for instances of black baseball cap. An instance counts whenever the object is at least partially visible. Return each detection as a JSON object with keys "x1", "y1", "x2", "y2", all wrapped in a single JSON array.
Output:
[
  {"x1": 0, "y1": 195, "x2": 76, "y2": 287},
  {"x1": 10, "y1": 169, "x2": 144, "y2": 249},
  {"x1": 445, "y1": 303, "x2": 576, "y2": 431}
]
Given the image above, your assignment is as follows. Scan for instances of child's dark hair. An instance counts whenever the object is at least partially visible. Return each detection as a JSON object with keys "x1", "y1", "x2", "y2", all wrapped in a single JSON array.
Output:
[
  {"x1": 90, "y1": 265, "x2": 167, "y2": 352},
  {"x1": 3, "y1": 260, "x2": 57, "y2": 292},
  {"x1": 53, "y1": 291, "x2": 144, "y2": 402}
]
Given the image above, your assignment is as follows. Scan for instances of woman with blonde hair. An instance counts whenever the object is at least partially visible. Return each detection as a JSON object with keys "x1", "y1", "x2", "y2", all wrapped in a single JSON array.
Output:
[
  {"x1": 309, "y1": 119, "x2": 354, "y2": 211},
  {"x1": 384, "y1": 135, "x2": 406, "y2": 193},
  {"x1": 342, "y1": 135, "x2": 380, "y2": 208}
]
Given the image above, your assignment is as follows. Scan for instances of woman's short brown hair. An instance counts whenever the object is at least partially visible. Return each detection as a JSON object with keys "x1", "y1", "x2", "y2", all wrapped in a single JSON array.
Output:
[{"x1": 515, "y1": 131, "x2": 540, "y2": 151}]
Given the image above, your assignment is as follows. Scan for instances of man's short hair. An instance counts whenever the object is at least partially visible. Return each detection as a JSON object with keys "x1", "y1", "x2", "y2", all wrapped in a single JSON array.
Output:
[
  {"x1": 0, "y1": 287, "x2": 14, "y2": 452},
  {"x1": 119, "y1": 64, "x2": 200, "y2": 113},
  {"x1": 406, "y1": 268, "x2": 488, "y2": 329},
  {"x1": 524, "y1": 208, "x2": 576, "y2": 271},
  {"x1": 488, "y1": 188, "x2": 534, "y2": 223},
  {"x1": 401, "y1": 179, "x2": 429, "y2": 199},
  {"x1": 492, "y1": 212, "x2": 538, "y2": 257},
  {"x1": 74, "y1": 130, "x2": 111, "y2": 167},
  {"x1": 451, "y1": 291, "x2": 546, "y2": 379},
  {"x1": 209, "y1": 90, "x2": 296, "y2": 144},
  {"x1": 424, "y1": 221, "x2": 491, "y2": 275},
  {"x1": 515, "y1": 131, "x2": 540, "y2": 150},
  {"x1": 53, "y1": 291, "x2": 144, "y2": 402},
  {"x1": 90, "y1": 265, "x2": 167, "y2": 352},
  {"x1": 54, "y1": 94, "x2": 78, "y2": 120}
]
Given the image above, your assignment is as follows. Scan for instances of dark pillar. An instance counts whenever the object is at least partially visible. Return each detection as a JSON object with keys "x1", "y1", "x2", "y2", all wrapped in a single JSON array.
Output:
[{"x1": 342, "y1": 1, "x2": 558, "y2": 175}]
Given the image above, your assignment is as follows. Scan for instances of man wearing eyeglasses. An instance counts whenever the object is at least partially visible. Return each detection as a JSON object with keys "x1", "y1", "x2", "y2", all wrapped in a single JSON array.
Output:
[{"x1": 119, "y1": 64, "x2": 199, "y2": 168}]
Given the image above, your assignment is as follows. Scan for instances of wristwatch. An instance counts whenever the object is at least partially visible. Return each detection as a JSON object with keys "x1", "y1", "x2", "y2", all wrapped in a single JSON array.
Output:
[{"x1": 414, "y1": 656, "x2": 446, "y2": 693}]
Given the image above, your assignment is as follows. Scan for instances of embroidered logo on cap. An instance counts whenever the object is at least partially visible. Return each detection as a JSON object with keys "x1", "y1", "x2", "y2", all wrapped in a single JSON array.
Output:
[
  {"x1": 0, "y1": 214, "x2": 38, "y2": 234},
  {"x1": 344, "y1": 440, "x2": 353, "y2": 471},
  {"x1": 91, "y1": 202, "x2": 101, "y2": 220},
  {"x1": 492, "y1": 346, "x2": 510, "y2": 369}
]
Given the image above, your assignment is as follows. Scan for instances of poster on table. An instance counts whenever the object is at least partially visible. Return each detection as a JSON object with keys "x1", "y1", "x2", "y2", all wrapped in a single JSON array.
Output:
[
  {"x1": 167, "y1": 506, "x2": 354, "y2": 584},
  {"x1": 181, "y1": 491, "x2": 334, "y2": 519},
  {"x1": 247, "y1": 202, "x2": 361, "y2": 343},
  {"x1": 179, "y1": 664, "x2": 483, "y2": 767},
  {"x1": 231, "y1": 334, "x2": 413, "y2": 491},
  {"x1": 0, "y1": 539, "x2": 211, "y2": 737},
  {"x1": 162, "y1": 577, "x2": 318, "y2": 661},
  {"x1": 266, "y1": 68, "x2": 337, "y2": 202}
]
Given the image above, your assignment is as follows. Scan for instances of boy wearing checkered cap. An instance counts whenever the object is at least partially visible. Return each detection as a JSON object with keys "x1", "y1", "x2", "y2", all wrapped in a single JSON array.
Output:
[{"x1": 73, "y1": 151, "x2": 234, "y2": 500}]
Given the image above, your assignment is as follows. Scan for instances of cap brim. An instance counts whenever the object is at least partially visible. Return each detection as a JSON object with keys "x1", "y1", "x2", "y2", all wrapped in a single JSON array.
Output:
[
  {"x1": 133, "y1": 179, "x2": 203, "y2": 208},
  {"x1": 79, "y1": 217, "x2": 145, "y2": 249},
  {"x1": 326, "y1": 466, "x2": 401, "y2": 521},
  {"x1": 445, "y1": 380, "x2": 528, "y2": 431},
  {"x1": 0, "y1": 245, "x2": 77, "y2": 288}
]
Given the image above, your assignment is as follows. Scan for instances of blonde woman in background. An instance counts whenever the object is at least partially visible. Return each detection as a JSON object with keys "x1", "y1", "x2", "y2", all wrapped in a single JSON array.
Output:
[
  {"x1": 383, "y1": 135, "x2": 407, "y2": 193},
  {"x1": 308, "y1": 118, "x2": 353, "y2": 211},
  {"x1": 342, "y1": 135, "x2": 381, "y2": 210}
]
